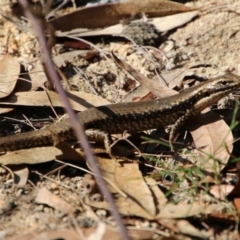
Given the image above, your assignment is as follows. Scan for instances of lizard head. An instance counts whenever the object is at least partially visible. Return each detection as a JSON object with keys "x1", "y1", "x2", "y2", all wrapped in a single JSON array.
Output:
[{"x1": 192, "y1": 73, "x2": 240, "y2": 114}]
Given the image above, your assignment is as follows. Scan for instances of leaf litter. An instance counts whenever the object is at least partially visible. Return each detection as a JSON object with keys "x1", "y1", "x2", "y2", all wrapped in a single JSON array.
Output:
[{"x1": 0, "y1": 0, "x2": 240, "y2": 239}]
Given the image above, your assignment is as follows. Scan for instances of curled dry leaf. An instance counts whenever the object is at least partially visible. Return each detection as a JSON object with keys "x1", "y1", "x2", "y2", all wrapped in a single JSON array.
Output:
[
  {"x1": 0, "y1": 54, "x2": 20, "y2": 98},
  {"x1": 177, "y1": 220, "x2": 211, "y2": 239},
  {"x1": 13, "y1": 167, "x2": 29, "y2": 187}
]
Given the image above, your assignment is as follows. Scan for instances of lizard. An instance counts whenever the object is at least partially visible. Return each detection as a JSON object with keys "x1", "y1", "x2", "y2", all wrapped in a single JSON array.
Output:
[{"x1": 0, "y1": 73, "x2": 239, "y2": 152}]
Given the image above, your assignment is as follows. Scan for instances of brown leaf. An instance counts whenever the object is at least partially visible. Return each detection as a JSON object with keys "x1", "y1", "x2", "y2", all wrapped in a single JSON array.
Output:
[
  {"x1": 0, "y1": 147, "x2": 62, "y2": 165},
  {"x1": 122, "y1": 68, "x2": 193, "y2": 102},
  {"x1": 112, "y1": 52, "x2": 176, "y2": 98},
  {"x1": 28, "y1": 61, "x2": 48, "y2": 90},
  {"x1": 91, "y1": 158, "x2": 156, "y2": 218},
  {"x1": 233, "y1": 198, "x2": 240, "y2": 211},
  {"x1": 0, "y1": 107, "x2": 14, "y2": 114},
  {"x1": 152, "y1": 11, "x2": 199, "y2": 32},
  {"x1": 94, "y1": 155, "x2": 128, "y2": 196},
  {"x1": 156, "y1": 203, "x2": 224, "y2": 218},
  {"x1": 88, "y1": 197, "x2": 154, "y2": 219},
  {"x1": 58, "y1": 11, "x2": 199, "y2": 38},
  {"x1": 114, "y1": 163, "x2": 156, "y2": 215},
  {"x1": 188, "y1": 109, "x2": 233, "y2": 172},
  {"x1": 49, "y1": 0, "x2": 197, "y2": 31},
  {"x1": 4, "y1": 227, "x2": 156, "y2": 240},
  {"x1": 209, "y1": 184, "x2": 235, "y2": 200},
  {"x1": 0, "y1": 54, "x2": 20, "y2": 98},
  {"x1": 0, "y1": 91, "x2": 110, "y2": 111},
  {"x1": 155, "y1": 68, "x2": 194, "y2": 89},
  {"x1": 3, "y1": 229, "x2": 81, "y2": 240},
  {"x1": 13, "y1": 166, "x2": 29, "y2": 187},
  {"x1": 0, "y1": 146, "x2": 85, "y2": 165},
  {"x1": 145, "y1": 178, "x2": 167, "y2": 210},
  {"x1": 35, "y1": 187, "x2": 75, "y2": 214},
  {"x1": 177, "y1": 220, "x2": 210, "y2": 239}
]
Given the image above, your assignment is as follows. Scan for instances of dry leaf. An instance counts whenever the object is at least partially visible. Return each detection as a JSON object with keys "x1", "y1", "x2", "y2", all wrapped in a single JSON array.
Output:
[
  {"x1": 177, "y1": 220, "x2": 210, "y2": 239},
  {"x1": 122, "y1": 68, "x2": 194, "y2": 102},
  {"x1": 0, "y1": 146, "x2": 86, "y2": 165},
  {"x1": 28, "y1": 61, "x2": 48, "y2": 90},
  {"x1": 209, "y1": 184, "x2": 235, "y2": 200},
  {"x1": 0, "y1": 147, "x2": 64, "y2": 165},
  {"x1": 13, "y1": 167, "x2": 29, "y2": 187},
  {"x1": 112, "y1": 52, "x2": 176, "y2": 98},
  {"x1": 86, "y1": 222, "x2": 106, "y2": 240},
  {"x1": 35, "y1": 187, "x2": 75, "y2": 214},
  {"x1": 0, "y1": 54, "x2": 20, "y2": 98},
  {"x1": 3, "y1": 229, "x2": 81, "y2": 240},
  {"x1": 154, "y1": 68, "x2": 194, "y2": 89},
  {"x1": 145, "y1": 178, "x2": 167, "y2": 209},
  {"x1": 4, "y1": 227, "x2": 156, "y2": 240},
  {"x1": 157, "y1": 203, "x2": 224, "y2": 218},
  {"x1": 233, "y1": 198, "x2": 240, "y2": 211},
  {"x1": 0, "y1": 91, "x2": 110, "y2": 111},
  {"x1": 58, "y1": 11, "x2": 199, "y2": 38},
  {"x1": 0, "y1": 107, "x2": 14, "y2": 114},
  {"x1": 114, "y1": 163, "x2": 156, "y2": 215},
  {"x1": 188, "y1": 109, "x2": 233, "y2": 172},
  {"x1": 94, "y1": 155, "x2": 128, "y2": 196},
  {"x1": 50, "y1": 0, "x2": 197, "y2": 31},
  {"x1": 152, "y1": 11, "x2": 199, "y2": 32},
  {"x1": 88, "y1": 197, "x2": 154, "y2": 219}
]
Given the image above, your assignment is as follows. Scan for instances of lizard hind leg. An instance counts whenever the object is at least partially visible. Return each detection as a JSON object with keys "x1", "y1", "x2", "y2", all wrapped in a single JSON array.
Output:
[{"x1": 169, "y1": 111, "x2": 193, "y2": 151}]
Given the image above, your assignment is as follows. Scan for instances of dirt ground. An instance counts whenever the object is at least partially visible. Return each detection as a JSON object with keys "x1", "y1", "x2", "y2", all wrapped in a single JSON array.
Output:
[{"x1": 1, "y1": 0, "x2": 240, "y2": 239}]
